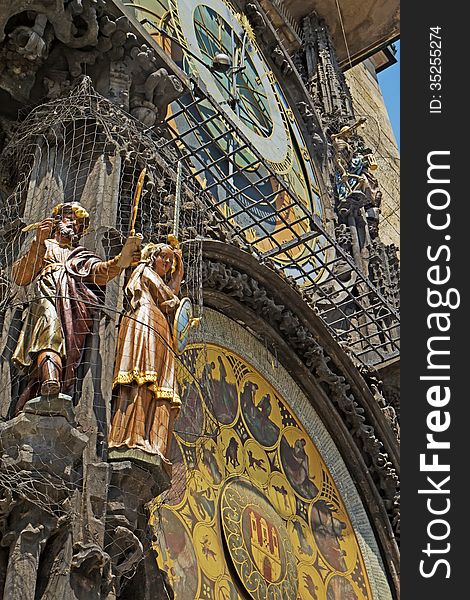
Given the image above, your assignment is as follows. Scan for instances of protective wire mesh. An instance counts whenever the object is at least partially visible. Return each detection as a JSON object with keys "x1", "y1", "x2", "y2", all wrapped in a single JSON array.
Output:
[
  {"x1": 159, "y1": 79, "x2": 399, "y2": 366},
  {"x1": 0, "y1": 79, "x2": 223, "y2": 588}
]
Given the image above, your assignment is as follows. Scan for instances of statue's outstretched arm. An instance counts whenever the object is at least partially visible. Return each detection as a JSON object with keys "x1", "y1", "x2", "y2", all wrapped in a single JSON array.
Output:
[{"x1": 12, "y1": 238, "x2": 47, "y2": 286}]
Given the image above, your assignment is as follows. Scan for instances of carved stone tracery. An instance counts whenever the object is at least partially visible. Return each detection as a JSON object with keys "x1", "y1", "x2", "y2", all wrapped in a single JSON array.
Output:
[{"x1": 300, "y1": 13, "x2": 354, "y2": 129}]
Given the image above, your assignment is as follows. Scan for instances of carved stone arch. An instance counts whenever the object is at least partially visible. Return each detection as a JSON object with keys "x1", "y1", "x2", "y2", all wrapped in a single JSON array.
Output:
[{"x1": 200, "y1": 239, "x2": 399, "y2": 596}]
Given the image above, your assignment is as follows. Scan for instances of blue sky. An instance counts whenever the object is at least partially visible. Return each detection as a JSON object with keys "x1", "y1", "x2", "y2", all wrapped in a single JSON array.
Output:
[{"x1": 377, "y1": 40, "x2": 400, "y2": 149}]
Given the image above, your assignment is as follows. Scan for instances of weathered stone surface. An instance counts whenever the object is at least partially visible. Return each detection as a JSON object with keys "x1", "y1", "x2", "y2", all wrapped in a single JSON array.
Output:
[
  {"x1": 108, "y1": 448, "x2": 172, "y2": 482},
  {"x1": 2, "y1": 507, "x2": 55, "y2": 600},
  {"x1": 0, "y1": 406, "x2": 88, "y2": 482},
  {"x1": 24, "y1": 393, "x2": 75, "y2": 422},
  {"x1": 105, "y1": 460, "x2": 171, "y2": 597},
  {"x1": 0, "y1": 0, "x2": 186, "y2": 118}
]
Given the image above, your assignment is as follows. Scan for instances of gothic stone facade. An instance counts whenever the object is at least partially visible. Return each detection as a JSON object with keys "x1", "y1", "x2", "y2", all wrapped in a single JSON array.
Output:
[{"x1": 0, "y1": 1, "x2": 399, "y2": 599}]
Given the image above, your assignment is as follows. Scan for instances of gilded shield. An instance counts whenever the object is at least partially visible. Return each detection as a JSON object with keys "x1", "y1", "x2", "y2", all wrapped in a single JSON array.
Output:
[{"x1": 173, "y1": 296, "x2": 193, "y2": 355}]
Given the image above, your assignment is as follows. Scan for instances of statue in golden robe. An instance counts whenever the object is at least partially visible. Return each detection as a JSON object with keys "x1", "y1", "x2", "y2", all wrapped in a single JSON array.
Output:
[
  {"x1": 11, "y1": 202, "x2": 142, "y2": 411},
  {"x1": 108, "y1": 242, "x2": 184, "y2": 461}
]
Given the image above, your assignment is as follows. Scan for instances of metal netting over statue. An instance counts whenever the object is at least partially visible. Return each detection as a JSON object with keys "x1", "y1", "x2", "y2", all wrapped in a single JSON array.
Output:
[
  {"x1": 0, "y1": 77, "x2": 201, "y2": 270},
  {"x1": 0, "y1": 78, "x2": 222, "y2": 522}
]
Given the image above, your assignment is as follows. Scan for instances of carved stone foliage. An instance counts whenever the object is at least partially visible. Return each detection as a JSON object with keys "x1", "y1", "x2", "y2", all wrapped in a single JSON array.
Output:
[
  {"x1": 369, "y1": 240, "x2": 400, "y2": 309},
  {"x1": 201, "y1": 257, "x2": 400, "y2": 539},
  {"x1": 0, "y1": 0, "x2": 184, "y2": 123},
  {"x1": 359, "y1": 365, "x2": 400, "y2": 444}
]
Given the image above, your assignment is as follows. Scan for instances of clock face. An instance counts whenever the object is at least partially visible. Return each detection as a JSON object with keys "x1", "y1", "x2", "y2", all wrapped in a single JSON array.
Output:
[
  {"x1": 179, "y1": 0, "x2": 290, "y2": 164},
  {"x1": 152, "y1": 342, "x2": 374, "y2": 600},
  {"x1": 134, "y1": 0, "x2": 328, "y2": 282}
]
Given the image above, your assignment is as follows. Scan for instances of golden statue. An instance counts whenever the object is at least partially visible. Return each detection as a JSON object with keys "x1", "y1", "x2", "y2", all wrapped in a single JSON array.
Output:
[
  {"x1": 11, "y1": 202, "x2": 142, "y2": 411},
  {"x1": 108, "y1": 241, "x2": 184, "y2": 462},
  {"x1": 331, "y1": 117, "x2": 368, "y2": 185}
]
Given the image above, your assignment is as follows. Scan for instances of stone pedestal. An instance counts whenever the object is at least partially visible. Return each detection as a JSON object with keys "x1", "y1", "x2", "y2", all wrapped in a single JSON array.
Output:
[
  {"x1": 108, "y1": 447, "x2": 172, "y2": 481},
  {"x1": 0, "y1": 394, "x2": 87, "y2": 485},
  {"x1": 23, "y1": 393, "x2": 75, "y2": 420}
]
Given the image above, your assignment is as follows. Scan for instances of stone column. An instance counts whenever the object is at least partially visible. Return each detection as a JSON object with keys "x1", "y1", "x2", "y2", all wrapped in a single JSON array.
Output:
[{"x1": 2, "y1": 508, "x2": 53, "y2": 600}]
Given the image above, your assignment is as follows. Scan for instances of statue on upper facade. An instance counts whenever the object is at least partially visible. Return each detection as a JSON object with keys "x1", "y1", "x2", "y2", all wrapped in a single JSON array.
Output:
[
  {"x1": 108, "y1": 240, "x2": 184, "y2": 462},
  {"x1": 331, "y1": 118, "x2": 381, "y2": 230},
  {"x1": 11, "y1": 202, "x2": 141, "y2": 411},
  {"x1": 331, "y1": 118, "x2": 368, "y2": 197}
]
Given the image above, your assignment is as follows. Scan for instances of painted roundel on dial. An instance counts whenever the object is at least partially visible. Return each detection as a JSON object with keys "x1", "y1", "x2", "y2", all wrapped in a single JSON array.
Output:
[
  {"x1": 220, "y1": 478, "x2": 298, "y2": 600},
  {"x1": 133, "y1": 0, "x2": 328, "y2": 278}
]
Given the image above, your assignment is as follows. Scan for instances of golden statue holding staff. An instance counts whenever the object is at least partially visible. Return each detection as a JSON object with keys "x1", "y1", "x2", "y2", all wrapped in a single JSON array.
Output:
[
  {"x1": 108, "y1": 163, "x2": 191, "y2": 462},
  {"x1": 108, "y1": 240, "x2": 184, "y2": 461},
  {"x1": 11, "y1": 201, "x2": 142, "y2": 411}
]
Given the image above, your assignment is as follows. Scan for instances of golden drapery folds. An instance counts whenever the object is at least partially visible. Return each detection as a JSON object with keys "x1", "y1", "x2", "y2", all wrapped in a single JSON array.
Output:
[
  {"x1": 12, "y1": 238, "x2": 123, "y2": 409},
  {"x1": 109, "y1": 245, "x2": 183, "y2": 460}
]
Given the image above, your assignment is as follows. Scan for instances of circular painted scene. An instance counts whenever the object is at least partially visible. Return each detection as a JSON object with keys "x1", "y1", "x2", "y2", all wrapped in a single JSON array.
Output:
[{"x1": 153, "y1": 342, "x2": 375, "y2": 600}]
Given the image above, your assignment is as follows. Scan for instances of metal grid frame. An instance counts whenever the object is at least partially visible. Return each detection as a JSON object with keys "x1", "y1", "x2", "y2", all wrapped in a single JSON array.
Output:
[{"x1": 154, "y1": 77, "x2": 399, "y2": 367}]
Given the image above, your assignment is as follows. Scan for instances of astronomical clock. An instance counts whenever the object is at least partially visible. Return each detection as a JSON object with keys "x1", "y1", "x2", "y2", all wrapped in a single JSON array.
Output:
[
  {"x1": 126, "y1": 2, "x2": 395, "y2": 599},
  {"x1": 150, "y1": 310, "x2": 393, "y2": 600},
  {"x1": 131, "y1": 0, "x2": 329, "y2": 282}
]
